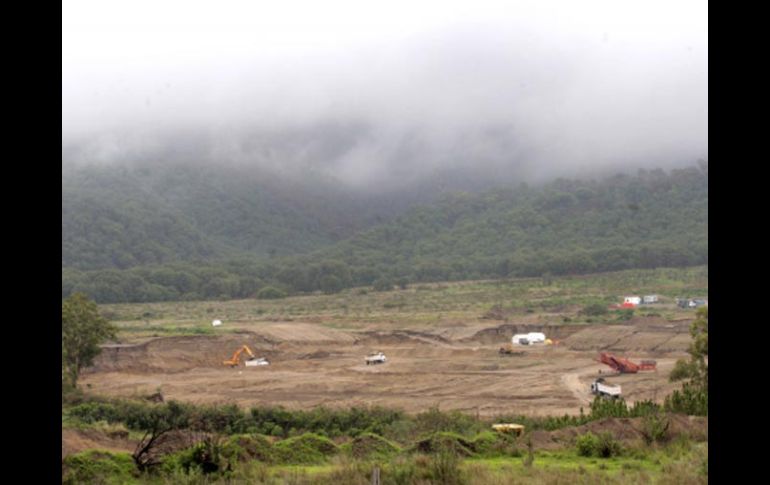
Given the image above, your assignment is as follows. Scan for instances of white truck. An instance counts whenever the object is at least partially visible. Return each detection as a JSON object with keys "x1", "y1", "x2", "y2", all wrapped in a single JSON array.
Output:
[
  {"x1": 591, "y1": 378, "x2": 622, "y2": 398},
  {"x1": 365, "y1": 352, "x2": 387, "y2": 365}
]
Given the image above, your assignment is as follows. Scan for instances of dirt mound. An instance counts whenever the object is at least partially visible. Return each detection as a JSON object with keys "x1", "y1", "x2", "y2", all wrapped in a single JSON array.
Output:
[
  {"x1": 464, "y1": 324, "x2": 582, "y2": 345},
  {"x1": 252, "y1": 323, "x2": 357, "y2": 343},
  {"x1": 62, "y1": 428, "x2": 137, "y2": 460},
  {"x1": 272, "y1": 433, "x2": 339, "y2": 464},
  {"x1": 226, "y1": 434, "x2": 274, "y2": 462},
  {"x1": 411, "y1": 432, "x2": 475, "y2": 456},
  {"x1": 356, "y1": 330, "x2": 450, "y2": 347},
  {"x1": 347, "y1": 433, "x2": 401, "y2": 458},
  {"x1": 532, "y1": 415, "x2": 708, "y2": 450}
]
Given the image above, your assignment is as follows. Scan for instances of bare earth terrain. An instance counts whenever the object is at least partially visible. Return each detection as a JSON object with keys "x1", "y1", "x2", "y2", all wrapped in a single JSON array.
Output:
[{"x1": 82, "y1": 317, "x2": 691, "y2": 417}]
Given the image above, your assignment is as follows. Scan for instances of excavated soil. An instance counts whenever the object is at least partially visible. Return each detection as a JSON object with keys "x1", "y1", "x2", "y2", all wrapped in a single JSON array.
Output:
[{"x1": 82, "y1": 319, "x2": 691, "y2": 417}]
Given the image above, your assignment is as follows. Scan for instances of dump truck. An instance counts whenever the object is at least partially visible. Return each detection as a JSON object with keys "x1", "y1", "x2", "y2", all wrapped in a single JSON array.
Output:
[
  {"x1": 591, "y1": 378, "x2": 622, "y2": 398},
  {"x1": 365, "y1": 352, "x2": 387, "y2": 365}
]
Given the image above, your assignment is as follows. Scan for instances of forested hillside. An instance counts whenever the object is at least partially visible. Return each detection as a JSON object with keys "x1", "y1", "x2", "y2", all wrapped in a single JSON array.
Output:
[
  {"x1": 63, "y1": 162, "x2": 403, "y2": 270},
  {"x1": 63, "y1": 164, "x2": 707, "y2": 303}
]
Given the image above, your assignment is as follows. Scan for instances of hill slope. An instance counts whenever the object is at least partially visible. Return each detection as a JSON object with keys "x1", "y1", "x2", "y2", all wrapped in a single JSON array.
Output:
[{"x1": 62, "y1": 165, "x2": 707, "y2": 303}]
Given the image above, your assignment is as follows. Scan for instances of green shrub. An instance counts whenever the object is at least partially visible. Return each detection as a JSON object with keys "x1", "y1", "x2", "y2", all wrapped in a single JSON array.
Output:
[
  {"x1": 428, "y1": 450, "x2": 463, "y2": 485},
  {"x1": 576, "y1": 432, "x2": 600, "y2": 457},
  {"x1": 575, "y1": 432, "x2": 620, "y2": 458},
  {"x1": 581, "y1": 303, "x2": 609, "y2": 316},
  {"x1": 595, "y1": 431, "x2": 622, "y2": 458},
  {"x1": 372, "y1": 278, "x2": 394, "y2": 291},
  {"x1": 62, "y1": 450, "x2": 138, "y2": 485},
  {"x1": 256, "y1": 286, "x2": 287, "y2": 299},
  {"x1": 470, "y1": 431, "x2": 520, "y2": 457},
  {"x1": 641, "y1": 412, "x2": 671, "y2": 445}
]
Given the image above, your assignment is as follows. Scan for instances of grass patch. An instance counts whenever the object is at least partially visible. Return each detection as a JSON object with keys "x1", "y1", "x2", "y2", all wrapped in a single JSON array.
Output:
[{"x1": 62, "y1": 450, "x2": 139, "y2": 485}]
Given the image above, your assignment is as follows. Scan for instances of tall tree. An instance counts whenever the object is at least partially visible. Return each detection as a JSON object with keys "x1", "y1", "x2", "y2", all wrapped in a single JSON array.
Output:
[
  {"x1": 666, "y1": 306, "x2": 708, "y2": 415},
  {"x1": 62, "y1": 293, "x2": 117, "y2": 388}
]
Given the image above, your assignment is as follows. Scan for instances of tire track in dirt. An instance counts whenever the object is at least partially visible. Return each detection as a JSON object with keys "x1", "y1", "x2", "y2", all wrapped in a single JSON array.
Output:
[{"x1": 561, "y1": 366, "x2": 599, "y2": 406}]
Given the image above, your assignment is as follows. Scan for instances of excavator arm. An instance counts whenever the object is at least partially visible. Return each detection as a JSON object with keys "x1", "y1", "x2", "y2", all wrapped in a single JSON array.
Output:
[{"x1": 223, "y1": 345, "x2": 257, "y2": 367}]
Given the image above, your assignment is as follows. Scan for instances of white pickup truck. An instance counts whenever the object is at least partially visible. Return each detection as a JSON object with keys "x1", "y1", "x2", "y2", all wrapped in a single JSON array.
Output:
[
  {"x1": 591, "y1": 378, "x2": 622, "y2": 398},
  {"x1": 365, "y1": 352, "x2": 387, "y2": 365}
]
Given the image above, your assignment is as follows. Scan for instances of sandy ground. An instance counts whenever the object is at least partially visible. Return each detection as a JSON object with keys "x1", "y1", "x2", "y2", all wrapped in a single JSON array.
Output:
[{"x1": 81, "y1": 318, "x2": 691, "y2": 418}]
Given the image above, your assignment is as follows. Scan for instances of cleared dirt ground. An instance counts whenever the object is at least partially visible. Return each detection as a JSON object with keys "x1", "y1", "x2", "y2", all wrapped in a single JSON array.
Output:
[{"x1": 81, "y1": 317, "x2": 692, "y2": 417}]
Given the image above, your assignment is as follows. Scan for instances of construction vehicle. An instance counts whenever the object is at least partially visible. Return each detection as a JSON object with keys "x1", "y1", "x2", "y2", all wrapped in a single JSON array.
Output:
[
  {"x1": 597, "y1": 352, "x2": 657, "y2": 374},
  {"x1": 365, "y1": 352, "x2": 387, "y2": 365},
  {"x1": 591, "y1": 378, "x2": 622, "y2": 398},
  {"x1": 492, "y1": 423, "x2": 525, "y2": 436},
  {"x1": 223, "y1": 345, "x2": 262, "y2": 367}
]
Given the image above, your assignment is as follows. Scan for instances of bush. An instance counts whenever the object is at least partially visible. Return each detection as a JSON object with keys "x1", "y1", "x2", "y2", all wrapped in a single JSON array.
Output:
[
  {"x1": 576, "y1": 432, "x2": 600, "y2": 457},
  {"x1": 581, "y1": 303, "x2": 609, "y2": 316},
  {"x1": 641, "y1": 413, "x2": 671, "y2": 445},
  {"x1": 428, "y1": 450, "x2": 463, "y2": 485},
  {"x1": 470, "y1": 431, "x2": 520, "y2": 457},
  {"x1": 62, "y1": 450, "x2": 138, "y2": 485},
  {"x1": 256, "y1": 286, "x2": 287, "y2": 299},
  {"x1": 576, "y1": 432, "x2": 621, "y2": 458},
  {"x1": 372, "y1": 278, "x2": 394, "y2": 292}
]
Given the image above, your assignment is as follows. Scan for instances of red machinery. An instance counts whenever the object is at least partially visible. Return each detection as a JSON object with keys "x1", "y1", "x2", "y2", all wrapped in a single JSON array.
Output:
[{"x1": 597, "y1": 353, "x2": 657, "y2": 374}]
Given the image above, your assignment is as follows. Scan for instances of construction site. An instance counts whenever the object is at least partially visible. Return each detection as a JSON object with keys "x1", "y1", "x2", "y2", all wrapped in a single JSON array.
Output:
[{"x1": 82, "y1": 315, "x2": 692, "y2": 417}]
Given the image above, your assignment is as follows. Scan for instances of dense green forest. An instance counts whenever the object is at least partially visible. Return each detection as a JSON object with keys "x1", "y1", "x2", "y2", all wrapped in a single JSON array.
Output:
[
  {"x1": 62, "y1": 163, "x2": 707, "y2": 303},
  {"x1": 63, "y1": 162, "x2": 400, "y2": 269}
]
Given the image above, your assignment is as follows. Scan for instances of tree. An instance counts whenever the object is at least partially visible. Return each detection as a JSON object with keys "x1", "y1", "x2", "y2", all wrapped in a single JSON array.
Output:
[
  {"x1": 666, "y1": 307, "x2": 708, "y2": 415},
  {"x1": 62, "y1": 293, "x2": 117, "y2": 388}
]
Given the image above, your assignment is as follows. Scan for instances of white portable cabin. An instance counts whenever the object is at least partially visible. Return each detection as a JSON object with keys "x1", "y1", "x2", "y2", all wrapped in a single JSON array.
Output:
[
  {"x1": 642, "y1": 295, "x2": 659, "y2": 304},
  {"x1": 512, "y1": 334, "x2": 530, "y2": 345},
  {"x1": 623, "y1": 296, "x2": 641, "y2": 305},
  {"x1": 526, "y1": 332, "x2": 546, "y2": 343},
  {"x1": 512, "y1": 332, "x2": 546, "y2": 345}
]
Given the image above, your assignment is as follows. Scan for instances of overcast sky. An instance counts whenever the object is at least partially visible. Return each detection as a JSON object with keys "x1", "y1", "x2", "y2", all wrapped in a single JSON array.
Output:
[{"x1": 62, "y1": 0, "x2": 708, "y2": 186}]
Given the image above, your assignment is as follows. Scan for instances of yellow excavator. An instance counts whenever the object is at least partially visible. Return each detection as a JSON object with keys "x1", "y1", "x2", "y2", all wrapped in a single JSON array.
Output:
[{"x1": 223, "y1": 345, "x2": 258, "y2": 367}]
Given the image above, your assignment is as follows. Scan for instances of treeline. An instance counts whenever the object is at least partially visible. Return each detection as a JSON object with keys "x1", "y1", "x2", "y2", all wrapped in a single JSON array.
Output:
[{"x1": 62, "y1": 164, "x2": 707, "y2": 303}]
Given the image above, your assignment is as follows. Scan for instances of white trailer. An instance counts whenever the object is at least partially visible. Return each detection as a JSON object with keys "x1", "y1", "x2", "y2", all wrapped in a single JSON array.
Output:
[
  {"x1": 245, "y1": 357, "x2": 270, "y2": 366},
  {"x1": 512, "y1": 333, "x2": 545, "y2": 345},
  {"x1": 591, "y1": 378, "x2": 622, "y2": 398},
  {"x1": 365, "y1": 352, "x2": 387, "y2": 365},
  {"x1": 526, "y1": 332, "x2": 546, "y2": 343},
  {"x1": 512, "y1": 334, "x2": 530, "y2": 345}
]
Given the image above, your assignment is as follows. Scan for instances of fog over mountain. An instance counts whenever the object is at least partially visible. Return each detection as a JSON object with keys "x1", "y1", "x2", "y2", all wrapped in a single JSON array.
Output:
[{"x1": 63, "y1": 1, "x2": 707, "y2": 190}]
